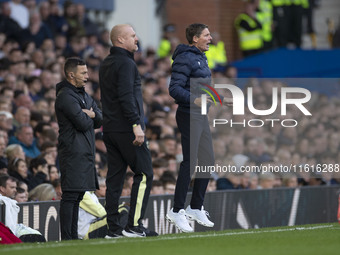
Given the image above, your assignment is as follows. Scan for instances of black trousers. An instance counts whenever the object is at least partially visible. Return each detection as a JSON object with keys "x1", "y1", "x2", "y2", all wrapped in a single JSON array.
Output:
[
  {"x1": 273, "y1": 6, "x2": 289, "y2": 47},
  {"x1": 173, "y1": 110, "x2": 213, "y2": 212},
  {"x1": 103, "y1": 132, "x2": 153, "y2": 234},
  {"x1": 289, "y1": 4, "x2": 304, "y2": 47},
  {"x1": 60, "y1": 191, "x2": 85, "y2": 240}
]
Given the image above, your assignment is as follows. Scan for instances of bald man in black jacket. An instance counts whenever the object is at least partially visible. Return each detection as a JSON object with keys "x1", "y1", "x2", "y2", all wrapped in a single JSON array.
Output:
[{"x1": 99, "y1": 24, "x2": 156, "y2": 238}]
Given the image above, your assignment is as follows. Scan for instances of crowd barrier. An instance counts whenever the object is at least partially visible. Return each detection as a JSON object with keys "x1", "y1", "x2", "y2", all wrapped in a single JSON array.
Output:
[{"x1": 1, "y1": 185, "x2": 339, "y2": 241}]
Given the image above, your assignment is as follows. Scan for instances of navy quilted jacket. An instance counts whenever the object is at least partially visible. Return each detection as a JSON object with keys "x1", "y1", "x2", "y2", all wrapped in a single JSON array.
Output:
[{"x1": 169, "y1": 44, "x2": 211, "y2": 112}]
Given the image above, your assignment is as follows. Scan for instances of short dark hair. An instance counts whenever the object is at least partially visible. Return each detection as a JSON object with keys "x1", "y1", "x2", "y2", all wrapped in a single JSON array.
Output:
[
  {"x1": 64, "y1": 57, "x2": 86, "y2": 77},
  {"x1": 0, "y1": 175, "x2": 17, "y2": 188},
  {"x1": 185, "y1": 23, "x2": 208, "y2": 44},
  {"x1": 29, "y1": 156, "x2": 47, "y2": 171}
]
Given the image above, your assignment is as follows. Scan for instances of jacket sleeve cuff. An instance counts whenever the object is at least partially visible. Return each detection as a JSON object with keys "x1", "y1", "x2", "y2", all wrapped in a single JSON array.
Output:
[{"x1": 189, "y1": 94, "x2": 198, "y2": 104}]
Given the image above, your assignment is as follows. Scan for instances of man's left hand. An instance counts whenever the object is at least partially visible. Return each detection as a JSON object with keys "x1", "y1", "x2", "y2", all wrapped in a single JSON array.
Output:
[{"x1": 82, "y1": 107, "x2": 95, "y2": 118}]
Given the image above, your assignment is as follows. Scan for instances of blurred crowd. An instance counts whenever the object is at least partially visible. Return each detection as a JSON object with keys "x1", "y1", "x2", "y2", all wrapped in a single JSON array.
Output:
[{"x1": 0, "y1": 0, "x2": 339, "y2": 206}]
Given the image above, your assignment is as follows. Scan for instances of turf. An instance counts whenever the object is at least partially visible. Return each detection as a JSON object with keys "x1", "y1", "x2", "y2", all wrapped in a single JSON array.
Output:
[{"x1": 1, "y1": 223, "x2": 340, "y2": 255}]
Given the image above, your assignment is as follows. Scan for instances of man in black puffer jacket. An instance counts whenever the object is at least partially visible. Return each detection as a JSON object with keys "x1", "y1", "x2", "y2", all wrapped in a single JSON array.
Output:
[
  {"x1": 166, "y1": 23, "x2": 232, "y2": 233},
  {"x1": 55, "y1": 57, "x2": 102, "y2": 240}
]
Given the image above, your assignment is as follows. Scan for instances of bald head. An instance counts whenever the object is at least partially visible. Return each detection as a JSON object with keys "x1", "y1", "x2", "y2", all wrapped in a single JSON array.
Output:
[{"x1": 110, "y1": 24, "x2": 139, "y2": 52}]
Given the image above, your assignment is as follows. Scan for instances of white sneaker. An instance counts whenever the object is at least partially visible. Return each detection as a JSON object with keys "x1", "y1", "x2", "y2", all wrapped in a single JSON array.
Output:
[
  {"x1": 185, "y1": 206, "x2": 214, "y2": 227},
  {"x1": 166, "y1": 208, "x2": 194, "y2": 233}
]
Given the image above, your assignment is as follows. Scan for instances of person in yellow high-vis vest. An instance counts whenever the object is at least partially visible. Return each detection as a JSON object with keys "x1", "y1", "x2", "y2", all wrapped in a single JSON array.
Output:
[
  {"x1": 235, "y1": 1, "x2": 264, "y2": 57},
  {"x1": 158, "y1": 24, "x2": 176, "y2": 58},
  {"x1": 256, "y1": 0, "x2": 274, "y2": 50},
  {"x1": 205, "y1": 32, "x2": 227, "y2": 70}
]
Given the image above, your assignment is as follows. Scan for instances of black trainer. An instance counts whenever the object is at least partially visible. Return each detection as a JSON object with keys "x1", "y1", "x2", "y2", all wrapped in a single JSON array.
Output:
[{"x1": 122, "y1": 225, "x2": 158, "y2": 237}]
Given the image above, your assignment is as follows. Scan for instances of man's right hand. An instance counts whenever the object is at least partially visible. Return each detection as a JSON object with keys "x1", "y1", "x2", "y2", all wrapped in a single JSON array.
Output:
[
  {"x1": 132, "y1": 124, "x2": 144, "y2": 146},
  {"x1": 194, "y1": 97, "x2": 213, "y2": 107}
]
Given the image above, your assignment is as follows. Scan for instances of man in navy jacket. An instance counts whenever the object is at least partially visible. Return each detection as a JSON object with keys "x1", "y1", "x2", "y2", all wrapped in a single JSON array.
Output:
[{"x1": 166, "y1": 23, "x2": 232, "y2": 232}]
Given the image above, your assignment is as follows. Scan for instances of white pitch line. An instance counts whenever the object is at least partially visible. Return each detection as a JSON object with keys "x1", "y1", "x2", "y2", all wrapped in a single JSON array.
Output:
[{"x1": 1, "y1": 225, "x2": 334, "y2": 252}]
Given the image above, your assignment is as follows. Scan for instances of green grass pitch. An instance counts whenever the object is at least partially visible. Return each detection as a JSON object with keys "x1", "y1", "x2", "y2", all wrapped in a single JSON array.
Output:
[{"x1": 1, "y1": 223, "x2": 340, "y2": 255}]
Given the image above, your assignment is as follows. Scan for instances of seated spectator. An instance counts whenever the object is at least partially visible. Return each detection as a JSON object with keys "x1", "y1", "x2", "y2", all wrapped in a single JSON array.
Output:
[
  {"x1": 206, "y1": 178, "x2": 217, "y2": 192},
  {"x1": 9, "y1": 0, "x2": 29, "y2": 30},
  {"x1": 0, "y1": 111, "x2": 13, "y2": 134},
  {"x1": 17, "y1": 180, "x2": 28, "y2": 198},
  {"x1": 21, "y1": 11, "x2": 53, "y2": 48},
  {"x1": 28, "y1": 183, "x2": 56, "y2": 201},
  {"x1": 217, "y1": 172, "x2": 242, "y2": 190},
  {"x1": 160, "y1": 135, "x2": 177, "y2": 157},
  {"x1": 150, "y1": 180, "x2": 164, "y2": 195},
  {"x1": 0, "y1": 2, "x2": 22, "y2": 42},
  {"x1": 48, "y1": 164, "x2": 59, "y2": 182},
  {"x1": 51, "y1": 178, "x2": 61, "y2": 200},
  {"x1": 160, "y1": 170, "x2": 176, "y2": 195},
  {"x1": 94, "y1": 176, "x2": 106, "y2": 198},
  {"x1": 27, "y1": 156, "x2": 48, "y2": 190},
  {"x1": 258, "y1": 172, "x2": 275, "y2": 189},
  {"x1": 282, "y1": 173, "x2": 298, "y2": 188},
  {"x1": 15, "y1": 186, "x2": 27, "y2": 202},
  {"x1": 10, "y1": 106, "x2": 30, "y2": 136},
  {"x1": 0, "y1": 175, "x2": 17, "y2": 199},
  {"x1": 0, "y1": 135, "x2": 8, "y2": 168},
  {"x1": 8, "y1": 157, "x2": 28, "y2": 183},
  {"x1": 9, "y1": 124, "x2": 40, "y2": 159},
  {"x1": 152, "y1": 158, "x2": 168, "y2": 181},
  {"x1": 5, "y1": 144, "x2": 25, "y2": 162}
]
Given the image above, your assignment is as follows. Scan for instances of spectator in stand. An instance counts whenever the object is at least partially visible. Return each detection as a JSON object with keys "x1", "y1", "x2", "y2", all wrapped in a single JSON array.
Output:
[
  {"x1": 40, "y1": 141, "x2": 58, "y2": 165},
  {"x1": 95, "y1": 176, "x2": 106, "y2": 198},
  {"x1": 45, "y1": 2, "x2": 68, "y2": 37},
  {"x1": 5, "y1": 144, "x2": 25, "y2": 163},
  {"x1": 161, "y1": 171, "x2": 177, "y2": 195},
  {"x1": 15, "y1": 186, "x2": 27, "y2": 202},
  {"x1": 64, "y1": 0, "x2": 85, "y2": 39},
  {"x1": 17, "y1": 180, "x2": 28, "y2": 199},
  {"x1": 217, "y1": 172, "x2": 242, "y2": 190},
  {"x1": 9, "y1": 0, "x2": 29, "y2": 30},
  {"x1": 0, "y1": 135, "x2": 8, "y2": 167},
  {"x1": 21, "y1": 11, "x2": 53, "y2": 48},
  {"x1": 152, "y1": 157, "x2": 168, "y2": 181},
  {"x1": 8, "y1": 157, "x2": 28, "y2": 183},
  {"x1": 26, "y1": 76, "x2": 42, "y2": 102},
  {"x1": 76, "y1": 3, "x2": 98, "y2": 36},
  {"x1": 11, "y1": 106, "x2": 30, "y2": 134},
  {"x1": 27, "y1": 156, "x2": 48, "y2": 190},
  {"x1": 0, "y1": 175, "x2": 17, "y2": 199},
  {"x1": 28, "y1": 183, "x2": 56, "y2": 201},
  {"x1": 13, "y1": 91, "x2": 33, "y2": 111},
  {"x1": 48, "y1": 165, "x2": 59, "y2": 182},
  {"x1": 151, "y1": 180, "x2": 164, "y2": 195},
  {"x1": 160, "y1": 135, "x2": 177, "y2": 157},
  {"x1": 206, "y1": 178, "x2": 217, "y2": 192},
  {"x1": 258, "y1": 172, "x2": 275, "y2": 189},
  {"x1": 51, "y1": 178, "x2": 62, "y2": 200},
  {"x1": 282, "y1": 173, "x2": 298, "y2": 188},
  {"x1": 9, "y1": 124, "x2": 40, "y2": 159},
  {"x1": 0, "y1": 2, "x2": 22, "y2": 43},
  {"x1": 0, "y1": 111, "x2": 13, "y2": 134}
]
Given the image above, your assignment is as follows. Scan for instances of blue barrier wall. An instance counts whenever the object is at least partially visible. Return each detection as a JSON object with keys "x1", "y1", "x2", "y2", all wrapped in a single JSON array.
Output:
[{"x1": 232, "y1": 49, "x2": 340, "y2": 78}]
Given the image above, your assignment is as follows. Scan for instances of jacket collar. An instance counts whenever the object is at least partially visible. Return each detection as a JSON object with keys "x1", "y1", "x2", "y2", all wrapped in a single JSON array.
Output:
[
  {"x1": 110, "y1": 46, "x2": 134, "y2": 59},
  {"x1": 56, "y1": 79, "x2": 85, "y2": 95}
]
